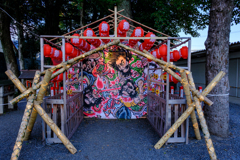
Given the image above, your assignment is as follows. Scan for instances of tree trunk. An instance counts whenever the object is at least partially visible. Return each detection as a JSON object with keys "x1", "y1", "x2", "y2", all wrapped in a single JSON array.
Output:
[
  {"x1": 118, "y1": 0, "x2": 133, "y2": 36},
  {"x1": 204, "y1": 0, "x2": 234, "y2": 137},
  {"x1": 118, "y1": 0, "x2": 132, "y2": 19},
  {"x1": 0, "y1": 7, "x2": 19, "y2": 77},
  {"x1": 79, "y1": 1, "x2": 84, "y2": 27}
]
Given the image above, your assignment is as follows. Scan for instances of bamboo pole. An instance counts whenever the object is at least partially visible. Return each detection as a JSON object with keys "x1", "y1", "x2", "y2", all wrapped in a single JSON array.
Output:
[
  {"x1": 187, "y1": 72, "x2": 217, "y2": 160},
  {"x1": 118, "y1": 44, "x2": 213, "y2": 106},
  {"x1": 33, "y1": 102, "x2": 77, "y2": 154},
  {"x1": 180, "y1": 70, "x2": 201, "y2": 140},
  {"x1": 11, "y1": 95, "x2": 35, "y2": 160},
  {"x1": 193, "y1": 97, "x2": 217, "y2": 160},
  {"x1": 32, "y1": 70, "x2": 77, "y2": 154},
  {"x1": 202, "y1": 71, "x2": 226, "y2": 96},
  {"x1": 5, "y1": 70, "x2": 27, "y2": 93},
  {"x1": 23, "y1": 71, "x2": 41, "y2": 140},
  {"x1": 23, "y1": 70, "x2": 52, "y2": 140},
  {"x1": 154, "y1": 70, "x2": 225, "y2": 149},
  {"x1": 10, "y1": 40, "x2": 120, "y2": 105},
  {"x1": 8, "y1": 71, "x2": 40, "y2": 160},
  {"x1": 154, "y1": 104, "x2": 195, "y2": 149}
]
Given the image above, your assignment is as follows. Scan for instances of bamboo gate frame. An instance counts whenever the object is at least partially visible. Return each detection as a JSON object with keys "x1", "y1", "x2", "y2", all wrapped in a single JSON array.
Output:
[{"x1": 6, "y1": 6, "x2": 225, "y2": 160}]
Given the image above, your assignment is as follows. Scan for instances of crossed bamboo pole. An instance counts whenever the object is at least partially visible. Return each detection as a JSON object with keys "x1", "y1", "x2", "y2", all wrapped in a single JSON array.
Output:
[
  {"x1": 118, "y1": 43, "x2": 224, "y2": 160},
  {"x1": 8, "y1": 40, "x2": 224, "y2": 160}
]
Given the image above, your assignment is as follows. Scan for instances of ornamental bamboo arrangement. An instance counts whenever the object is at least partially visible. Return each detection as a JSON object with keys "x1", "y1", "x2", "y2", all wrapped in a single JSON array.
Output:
[{"x1": 6, "y1": 39, "x2": 224, "y2": 160}]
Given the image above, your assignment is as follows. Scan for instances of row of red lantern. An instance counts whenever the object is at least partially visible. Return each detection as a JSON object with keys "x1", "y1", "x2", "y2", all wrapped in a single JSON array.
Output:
[
  {"x1": 148, "y1": 45, "x2": 189, "y2": 62},
  {"x1": 44, "y1": 44, "x2": 83, "y2": 61}
]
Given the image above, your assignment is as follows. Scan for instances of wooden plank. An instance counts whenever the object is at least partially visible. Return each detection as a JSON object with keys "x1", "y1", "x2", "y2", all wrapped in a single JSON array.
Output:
[
  {"x1": 53, "y1": 104, "x2": 57, "y2": 138},
  {"x1": 61, "y1": 104, "x2": 65, "y2": 135},
  {"x1": 174, "y1": 104, "x2": 178, "y2": 138},
  {"x1": 46, "y1": 138, "x2": 62, "y2": 144},
  {"x1": 167, "y1": 138, "x2": 186, "y2": 143}
]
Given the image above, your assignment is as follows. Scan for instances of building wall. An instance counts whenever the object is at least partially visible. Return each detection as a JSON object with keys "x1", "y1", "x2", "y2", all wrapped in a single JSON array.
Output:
[{"x1": 175, "y1": 48, "x2": 240, "y2": 98}]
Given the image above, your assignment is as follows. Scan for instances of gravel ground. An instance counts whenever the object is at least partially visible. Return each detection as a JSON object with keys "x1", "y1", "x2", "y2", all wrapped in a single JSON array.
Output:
[{"x1": 0, "y1": 102, "x2": 239, "y2": 160}]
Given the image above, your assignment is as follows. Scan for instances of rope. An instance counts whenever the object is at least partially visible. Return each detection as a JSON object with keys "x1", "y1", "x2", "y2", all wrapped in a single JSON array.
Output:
[
  {"x1": 206, "y1": 93, "x2": 229, "y2": 97},
  {"x1": 0, "y1": 6, "x2": 40, "y2": 38}
]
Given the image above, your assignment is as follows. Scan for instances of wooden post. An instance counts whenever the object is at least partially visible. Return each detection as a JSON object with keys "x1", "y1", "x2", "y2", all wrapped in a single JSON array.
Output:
[{"x1": 180, "y1": 70, "x2": 201, "y2": 140}]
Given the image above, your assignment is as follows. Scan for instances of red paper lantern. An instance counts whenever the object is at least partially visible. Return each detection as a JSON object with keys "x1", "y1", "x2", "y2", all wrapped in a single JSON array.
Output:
[
  {"x1": 99, "y1": 21, "x2": 110, "y2": 33},
  {"x1": 180, "y1": 46, "x2": 188, "y2": 59},
  {"x1": 162, "y1": 56, "x2": 167, "y2": 62},
  {"x1": 159, "y1": 44, "x2": 167, "y2": 57},
  {"x1": 173, "y1": 50, "x2": 180, "y2": 61},
  {"x1": 144, "y1": 32, "x2": 156, "y2": 44},
  {"x1": 117, "y1": 27, "x2": 125, "y2": 35},
  {"x1": 69, "y1": 48, "x2": 78, "y2": 58},
  {"x1": 51, "y1": 48, "x2": 62, "y2": 60},
  {"x1": 71, "y1": 33, "x2": 83, "y2": 46},
  {"x1": 132, "y1": 27, "x2": 144, "y2": 37},
  {"x1": 82, "y1": 41, "x2": 90, "y2": 52},
  {"x1": 55, "y1": 73, "x2": 63, "y2": 82},
  {"x1": 171, "y1": 72, "x2": 180, "y2": 84},
  {"x1": 78, "y1": 39, "x2": 87, "y2": 49},
  {"x1": 117, "y1": 28, "x2": 127, "y2": 42},
  {"x1": 64, "y1": 43, "x2": 74, "y2": 56},
  {"x1": 99, "y1": 31, "x2": 110, "y2": 44},
  {"x1": 151, "y1": 48, "x2": 161, "y2": 59},
  {"x1": 118, "y1": 19, "x2": 130, "y2": 33},
  {"x1": 139, "y1": 43, "x2": 144, "y2": 51},
  {"x1": 84, "y1": 28, "x2": 96, "y2": 44},
  {"x1": 44, "y1": 44, "x2": 53, "y2": 57}
]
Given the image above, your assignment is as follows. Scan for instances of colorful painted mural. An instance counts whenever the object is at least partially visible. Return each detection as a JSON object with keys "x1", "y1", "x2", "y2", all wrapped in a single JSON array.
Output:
[{"x1": 66, "y1": 44, "x2": 162, "y2": 119}]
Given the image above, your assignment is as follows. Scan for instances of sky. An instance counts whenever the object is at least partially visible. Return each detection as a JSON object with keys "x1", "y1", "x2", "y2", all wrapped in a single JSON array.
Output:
[{"x1": 179, "y1": 23, "x2": 240, "y2": 51}]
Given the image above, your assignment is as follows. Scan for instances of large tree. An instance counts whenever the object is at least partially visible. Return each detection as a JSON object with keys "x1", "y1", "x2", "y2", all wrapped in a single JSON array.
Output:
[
  {"x1": 0, "y1": 1, "x2": 19, "y2": 77},
  {"x1": 204, "y1": 0, "x2": 235, "y2": 137}
]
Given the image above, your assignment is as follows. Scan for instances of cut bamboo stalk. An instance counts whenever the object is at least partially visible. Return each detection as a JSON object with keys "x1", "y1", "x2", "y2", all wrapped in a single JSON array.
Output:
[
  {"x1": 187, "y1": 72, "x2": 217, "y2": 159},
  {"x1": 142, "y1": 50, "x2": 213, "y2": 106},
  {"x1": 154, "y1": 104, "x2": 195, "y2": 149},
  {"x1": 155, "y1": 70, "x2": 224, "y2": 149},
  {"x1": 34, "y1": 102, "x2": 77, "y2": 154},
  {"x1": 180, "y1": 70, "x2": 201, "y2": 140},
  {"x1": 193, "y1": 96, "x2": 217, "y2": 160},
  {"x1": 202, "y1": 71, "x2": 226, "y2": 96},
  {"x1": 24, "y1": 70, "x2": 52, "y2": 140},
  {"x1": 10, "y1": 40, "x2": 120, "y2": 105},
  {"x1": 10, "y1": 71, "x2": 40, "y2": 160},
  {"x1": 10, "y1": 95, "x2": 35, "y2": 160},
  {"x1": 5, "y1": 70, "x2": 27, "y2": 93}
]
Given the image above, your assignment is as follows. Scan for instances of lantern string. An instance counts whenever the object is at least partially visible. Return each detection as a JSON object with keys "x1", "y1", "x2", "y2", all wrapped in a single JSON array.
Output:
[{"x1": 0, "y1": 6, "x2": 40, "y2": 38}]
